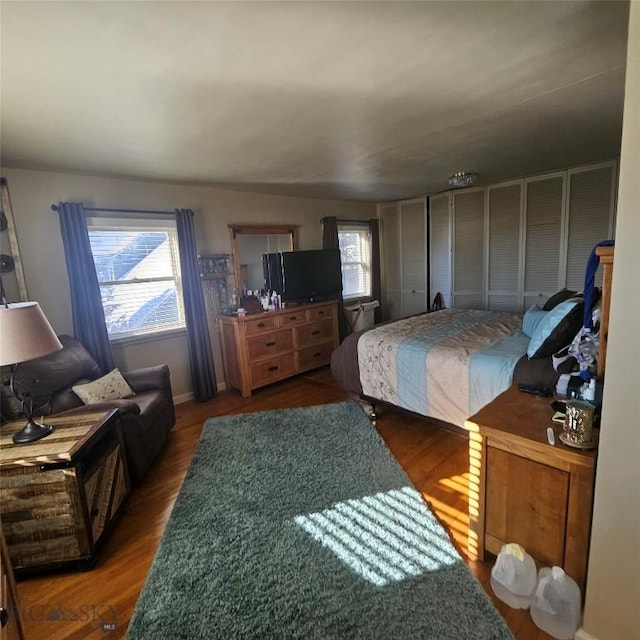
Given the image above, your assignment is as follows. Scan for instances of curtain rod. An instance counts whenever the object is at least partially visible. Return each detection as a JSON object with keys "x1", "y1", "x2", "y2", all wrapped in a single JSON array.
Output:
[
  {"x1": 321, "y1": 217, "x2": 370, "y2": 224},
  {"x1": 51, "y1": 204, "x2": 176, "y2": 215}
]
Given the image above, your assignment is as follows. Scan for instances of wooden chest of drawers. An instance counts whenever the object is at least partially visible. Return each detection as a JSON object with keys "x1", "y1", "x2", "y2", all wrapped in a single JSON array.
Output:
[{"x1": 218, "y1": 301, "x2": 339, "y2": 397}]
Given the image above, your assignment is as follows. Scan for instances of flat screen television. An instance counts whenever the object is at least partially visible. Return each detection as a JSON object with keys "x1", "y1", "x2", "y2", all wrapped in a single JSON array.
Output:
[{"x1": 262, "y1": 249, "x2": 342, "y2": 304}]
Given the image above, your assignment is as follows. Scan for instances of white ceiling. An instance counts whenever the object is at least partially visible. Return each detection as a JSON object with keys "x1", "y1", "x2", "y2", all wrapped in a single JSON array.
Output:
[{"x1": 0, "y1": 1, "x2": 629, "y2": 202}]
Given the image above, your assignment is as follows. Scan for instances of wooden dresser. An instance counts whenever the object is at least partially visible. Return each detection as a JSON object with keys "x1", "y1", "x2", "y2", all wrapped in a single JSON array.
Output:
[{"x1": 218, "y1": 300, "x2": 339, "y2": 397}]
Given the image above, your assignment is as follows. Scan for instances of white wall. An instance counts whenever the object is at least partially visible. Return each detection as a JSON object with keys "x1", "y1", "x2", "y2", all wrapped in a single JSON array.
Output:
[
  {"x1": 0, "y1": 168, "x2": 375, "y2": 397},
  {"x1": 578, "y1": 3, "x2": 640, "y2": 639}
]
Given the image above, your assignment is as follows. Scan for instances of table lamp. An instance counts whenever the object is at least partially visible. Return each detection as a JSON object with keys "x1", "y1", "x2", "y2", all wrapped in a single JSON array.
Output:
[{"x1": 0, "y1": 301, "x2": 63, "y2": 444}]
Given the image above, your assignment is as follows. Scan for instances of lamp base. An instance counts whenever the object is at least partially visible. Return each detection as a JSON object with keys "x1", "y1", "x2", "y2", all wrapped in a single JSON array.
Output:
[{"x1": 12, "y1": 420, "x2": 54, "y2": 444}]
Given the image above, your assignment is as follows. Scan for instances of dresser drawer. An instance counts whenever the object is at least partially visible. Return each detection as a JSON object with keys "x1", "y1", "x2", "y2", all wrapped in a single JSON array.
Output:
[
  {"x1": 247, "y1": 329, "x2": 293, "y2": 360},
  {"x1": 295, "y1": 319, "x2": 334, "y2": 347},
  {"x1": 250, "y1": 354, "x2": 296, "y2": 388},
  {"x1": 244, "y1": 315, "x2": 279, "y2": 336},
  {"x1": 279, "y1": 310, "x2": 307, "y2": 326},
  {"x1": 306, "y1": 304, "x2": 334, "y2": 321},
  {"x1": 297, "y1": 342, "x2": 335, "y2": 370}
]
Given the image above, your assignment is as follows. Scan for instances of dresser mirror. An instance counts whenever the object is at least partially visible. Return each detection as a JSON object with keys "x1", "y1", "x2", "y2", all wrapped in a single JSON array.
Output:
[{"x1": 229, "y1": 224, "x2": 296, "y2": 294}]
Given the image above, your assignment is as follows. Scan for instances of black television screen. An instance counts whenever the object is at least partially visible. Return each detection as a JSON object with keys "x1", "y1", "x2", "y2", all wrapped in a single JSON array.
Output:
[{"x1": 262, "y1": 249, "x2": 342, "y2": 304}]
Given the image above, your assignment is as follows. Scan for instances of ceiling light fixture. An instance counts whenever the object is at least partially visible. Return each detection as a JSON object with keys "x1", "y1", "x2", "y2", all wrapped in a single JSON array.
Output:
[{"x1": 448, "y1": 171, "x2": 478, "y2": 189}]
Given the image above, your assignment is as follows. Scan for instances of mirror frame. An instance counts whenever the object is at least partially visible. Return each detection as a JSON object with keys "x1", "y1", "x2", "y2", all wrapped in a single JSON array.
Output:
[{"x1": 228, "y1": 223, "x2": 296, "y2": 295}]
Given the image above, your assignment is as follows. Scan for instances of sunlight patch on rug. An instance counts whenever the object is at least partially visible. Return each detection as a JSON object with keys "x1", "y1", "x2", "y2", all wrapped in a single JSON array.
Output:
[{"x1": 294, "y1": 486, "x2": 459, "y2": 587}]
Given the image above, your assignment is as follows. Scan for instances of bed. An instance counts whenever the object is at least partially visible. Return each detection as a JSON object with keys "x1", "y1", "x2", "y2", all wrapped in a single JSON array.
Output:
[
  {"x1": 331, "y1": 267, "x2": 612, "y2": 429},
  {"x1": 334, "y1": 308, "x2": 538, "y2": 428}
]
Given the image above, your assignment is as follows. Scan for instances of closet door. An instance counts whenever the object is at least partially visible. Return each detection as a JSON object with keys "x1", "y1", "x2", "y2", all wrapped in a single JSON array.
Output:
[
  {"x1": 523, "y1": 173, "x2": 566, "y2": 309},
  {"x1": 399, "y1": 198, "x2": 428, "y2": 317},
  {"x1": 564, "y1": 162, "x2": 617, "y2": 290},
  {"x1": 429, "y1": 193, "x2": 452, "y2": 308},
  {"x1": 379, "y1": 202, "x2": 401, "y2": 321},
  {"x1": 487, "y1": 181, "x2": 522, "y2": 311},
  {"x1": 453, "y1": 189, "x2": 485, "y2": 309}
]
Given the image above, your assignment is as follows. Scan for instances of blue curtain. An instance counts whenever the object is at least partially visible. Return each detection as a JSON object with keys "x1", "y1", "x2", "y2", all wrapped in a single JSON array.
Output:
[
  {"x1": 321, "y1": 216, "x2": 350, "y2": 341},
  {"x1": 369, "y1": 218, "x2": 382, "y2": 323},
  {"x1": 175, "y1": 209, "x2": 217, "y2": 401},
  {"x1": 57, "y1": 202, "x2": 114, "y2": 373}
]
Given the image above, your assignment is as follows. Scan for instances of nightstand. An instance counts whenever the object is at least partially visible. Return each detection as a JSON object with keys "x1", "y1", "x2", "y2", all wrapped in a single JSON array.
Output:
[
  {"x1": 465, "y1": 384, "x2": 597, "y2": 593},
  {"x1": 0, "y1": 410, "x2": 130, "y2": 575}
]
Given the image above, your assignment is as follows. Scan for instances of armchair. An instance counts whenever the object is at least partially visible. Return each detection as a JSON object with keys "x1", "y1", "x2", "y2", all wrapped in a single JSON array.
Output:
[{"x1": 1, "y1": 335, "x2": 175, "y2": 485}]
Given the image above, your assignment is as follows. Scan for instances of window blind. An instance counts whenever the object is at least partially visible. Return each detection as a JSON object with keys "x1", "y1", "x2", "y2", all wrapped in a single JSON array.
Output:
[
  {"x1": 87, "y1": 217, "x2": 185, "y2": 339},
  {"x1": 338, "y1": 221, "x2": 371, "y2": 299}
]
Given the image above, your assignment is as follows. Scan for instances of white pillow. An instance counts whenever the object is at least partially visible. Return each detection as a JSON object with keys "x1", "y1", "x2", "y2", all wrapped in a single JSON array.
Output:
[{"x1": 72, "y1": 368, "x2": 134, "y2": 404}]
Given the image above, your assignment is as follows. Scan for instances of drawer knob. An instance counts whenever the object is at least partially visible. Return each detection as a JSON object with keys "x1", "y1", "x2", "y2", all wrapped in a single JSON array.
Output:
[
  {"x1": 266, "y1": 341, "x2": 276, "y2": 347},
  {"x1": 268, "y1": 365, "x2": 279, "y2": 372},
  {"x1": 318, "y1": 311, "x2": 325, "y2": 315},
  {"x1": 311, "y1": 330, "x2": 320, "y2": 335},
  {"x1": 257, "y1": 322, "x2": 265, "y2": 328},
  {"x1": 313, "y1": 352, "x2": 321, "y2": 358},
  {"x1": 289, "y1": 316, "x2": 298, "y2": 321}
]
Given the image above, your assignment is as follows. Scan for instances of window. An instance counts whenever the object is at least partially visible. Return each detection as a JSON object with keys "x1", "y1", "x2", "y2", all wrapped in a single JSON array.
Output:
[
  {"x1": 87, "y1": 216, "x2": 186, "y2": 340},
  {"x1": 338, "y1": 222, "x2": 371, "y2": 300}
]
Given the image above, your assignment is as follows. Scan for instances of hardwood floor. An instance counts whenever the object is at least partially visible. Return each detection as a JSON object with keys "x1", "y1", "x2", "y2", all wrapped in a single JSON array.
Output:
[{"x1": 16, "y1": 367, "x2": 552, "y2": 639}]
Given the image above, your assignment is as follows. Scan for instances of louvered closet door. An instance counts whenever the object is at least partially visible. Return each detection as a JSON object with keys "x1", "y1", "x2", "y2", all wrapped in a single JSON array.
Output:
[
  {"x1": 453, "y1": 189, "x2": 485, "y2": 309},
  {"x1": 487, "y1": 182, "x2": 522, "y2": 311},
  {"x1": 400, "y1": 199, "x2": 428, "y2": 317},
  {"x1": 380, "y1": 203, "x2": 401, "y2": 321},
  {"x1": 524, "y1": 174, "x2": 565, "y2": 309},
  {"x1": 429, "y1": 193, "x2": 452, "y2": 308},
  {"x1": 565, "y1": 163, "x2": 616, "y2": 291}
]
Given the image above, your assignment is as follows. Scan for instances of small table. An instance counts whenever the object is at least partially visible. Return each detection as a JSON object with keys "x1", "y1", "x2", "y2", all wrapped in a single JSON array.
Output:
[
  {"x1": 465, "y1": 385, "x2": 597, "y2": 593},
  {"x1": 0, "y1": 410, "x2": 130, "y2": 575}
]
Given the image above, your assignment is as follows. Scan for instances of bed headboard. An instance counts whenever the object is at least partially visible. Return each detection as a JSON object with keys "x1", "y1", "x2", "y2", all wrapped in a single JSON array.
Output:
[{"x1": 595, "y1": 246, "x2": 614, "y2": 379}]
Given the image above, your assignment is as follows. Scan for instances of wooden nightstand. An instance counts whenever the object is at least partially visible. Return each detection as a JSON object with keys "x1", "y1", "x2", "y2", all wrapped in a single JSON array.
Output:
[
  {"x1": 0, "y1": 410, "x2": 130, "y2": 575},
  {"x1": 465, "y1": 385, "x2": 597, "y2": 593}
]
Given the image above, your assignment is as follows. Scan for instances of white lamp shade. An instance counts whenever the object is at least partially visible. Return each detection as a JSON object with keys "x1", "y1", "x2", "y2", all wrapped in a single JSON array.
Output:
[{"x1": 0, "y1": 302, "x2": 63, "y2": 366}]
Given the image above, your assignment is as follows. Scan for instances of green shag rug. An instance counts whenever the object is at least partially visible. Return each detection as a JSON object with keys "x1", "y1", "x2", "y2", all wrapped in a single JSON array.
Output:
[{"x1": 127, "y1": 401, "x2": 513, "y2": 640}]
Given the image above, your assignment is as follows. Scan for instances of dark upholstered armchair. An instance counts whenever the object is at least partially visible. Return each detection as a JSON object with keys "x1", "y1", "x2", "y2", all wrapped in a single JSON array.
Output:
[{"x1": 1, "y1": 335, "x2": 175, "y2": 485}]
